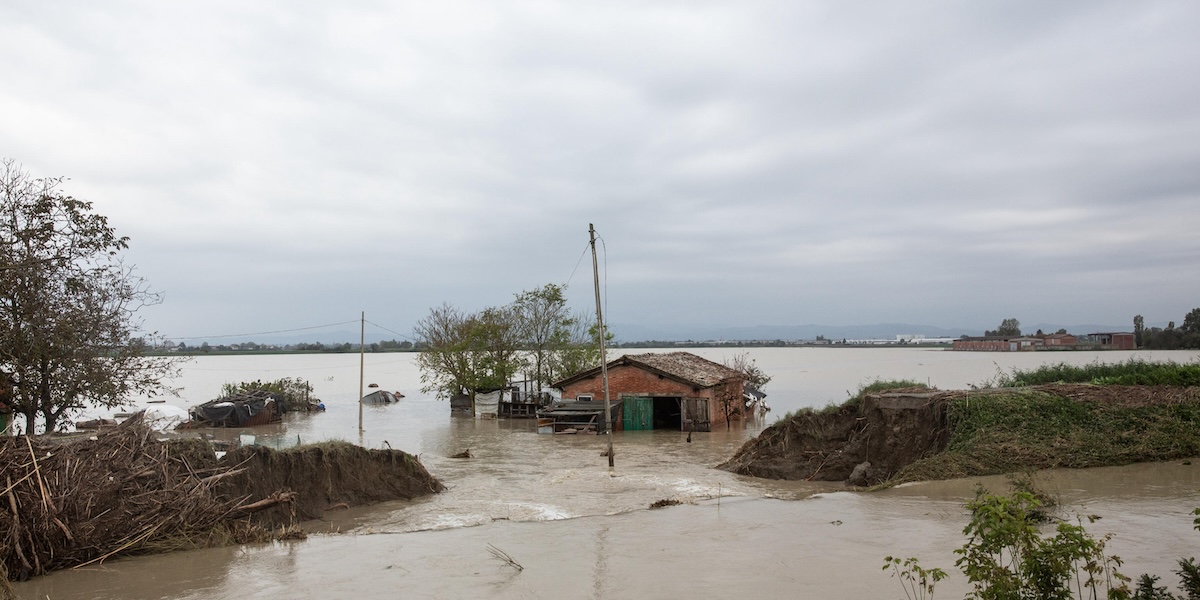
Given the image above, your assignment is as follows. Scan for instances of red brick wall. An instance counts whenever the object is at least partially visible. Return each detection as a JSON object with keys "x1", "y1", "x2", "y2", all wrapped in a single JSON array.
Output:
[
  {"x1": 560, "y1": 364, "x2": 744, "y2": 428},
  {"x1": 1110, "y1": 333, "x2": 1135, "y2": 350},
  {"x1": 952, "y1": 339, "x2": 1015, "y2": 351}
]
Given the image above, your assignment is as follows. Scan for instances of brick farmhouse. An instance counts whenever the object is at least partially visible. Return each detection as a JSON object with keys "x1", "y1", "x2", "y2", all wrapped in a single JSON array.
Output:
[{"x1": 552, "y1": 351, "x2": 746, "y2": 432}]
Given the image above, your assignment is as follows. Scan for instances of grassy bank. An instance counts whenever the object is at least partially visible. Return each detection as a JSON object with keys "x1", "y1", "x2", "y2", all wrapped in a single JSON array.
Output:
[
  {"x1": 890, "y1": 361, "x2": 1200, "y2": 484},
  {"x1": 892, "y1": 389, "x2": 1200, "y2": 483},
  {"x1": 724, "y1": 360, "x2": 1200, "y2": 486},
  {"x1": 989, "y1": 357, "x2": 1200, "y2": 387}
]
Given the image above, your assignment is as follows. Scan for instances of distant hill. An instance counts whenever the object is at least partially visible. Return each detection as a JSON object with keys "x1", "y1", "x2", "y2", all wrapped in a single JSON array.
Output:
[
  {"x1": 173, "y1": 322, "x2": 1137, "y2": 347},
  {"x1": 606, "y1": 322, "x2": 1134, "y2": 343},
  {"x1": 606, "y1": 323, "x2": 972, "y2": 343}
]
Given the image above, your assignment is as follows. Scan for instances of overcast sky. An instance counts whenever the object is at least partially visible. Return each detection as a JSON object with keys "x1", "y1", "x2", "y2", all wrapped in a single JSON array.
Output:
[{"x1": 3, "y1": 1, "x2": 1198, "y2": 342}]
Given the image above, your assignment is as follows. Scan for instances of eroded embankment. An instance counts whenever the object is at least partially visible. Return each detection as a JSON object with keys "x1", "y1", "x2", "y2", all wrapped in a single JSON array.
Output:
[
  {"x1": 719, "y1": 390, "x2": 954, "y2": 485},
  {"x1": 218, "y1": 442, "x2": 446, "y2": 527},
  {"x1": 0, "y1": 419, "x2": 442, "y2": 582},
  {"x1": 719, "y1": 384, "x2": 1200, "y2": 486}
]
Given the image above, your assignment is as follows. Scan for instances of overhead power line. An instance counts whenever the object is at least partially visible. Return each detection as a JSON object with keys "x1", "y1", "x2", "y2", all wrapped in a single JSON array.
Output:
[
  {"x1": 170, "y1": 319, "x2": 361, "y2": 341},
  {"x1": 364, "y1": 319, "x2": 417, "y2": 342}
]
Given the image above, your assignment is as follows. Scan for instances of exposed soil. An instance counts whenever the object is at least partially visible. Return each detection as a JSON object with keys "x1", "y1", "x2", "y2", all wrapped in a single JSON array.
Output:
[
  {"x1": 0, "y1": 418, "x2": 443, "y2": 582},
  {"x1": 719, "y1": 388, "x2": 956, "y2": 485},
  {"x1": 718, "y1": 384, "x2": 1200, "y2": 486},
  {"x1": 218, "y1": 442, "x2": 445, "y2": 527}
]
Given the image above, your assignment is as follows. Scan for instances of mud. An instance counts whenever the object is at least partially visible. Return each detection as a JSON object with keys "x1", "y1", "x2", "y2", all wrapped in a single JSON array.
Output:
[
  {"x1": 218, "y1": 442, "x2": 445, "y2": 527},
  {"x1": 718, "y1": 389, "x2": 954, "y2": 484},
  {"x1": 718, "y1": 385, "x2": 1200, "y2": 485}
]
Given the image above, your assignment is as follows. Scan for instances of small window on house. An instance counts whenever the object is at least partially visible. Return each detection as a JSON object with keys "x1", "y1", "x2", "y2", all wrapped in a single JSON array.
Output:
[{"x1": 577, "y1": 394, "x2": 593, "y2": 401}]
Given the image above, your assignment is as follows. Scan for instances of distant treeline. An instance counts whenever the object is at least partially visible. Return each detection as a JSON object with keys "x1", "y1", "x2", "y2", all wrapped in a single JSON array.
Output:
[
  {"x1": 1134, "y1": 308, "x2": 1200, "y2": 349},
  {"x1": 162, "y1": 339, "x2": 423, "y2": 354},
  {"x1": 157, "y1": 337, "x2": 950, "y2": 355}
]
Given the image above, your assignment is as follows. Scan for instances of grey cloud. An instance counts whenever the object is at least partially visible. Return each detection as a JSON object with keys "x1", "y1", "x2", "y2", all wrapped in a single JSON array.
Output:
[{"x1": 2, "y1": 0, "x2": 1198, "y2": 338}]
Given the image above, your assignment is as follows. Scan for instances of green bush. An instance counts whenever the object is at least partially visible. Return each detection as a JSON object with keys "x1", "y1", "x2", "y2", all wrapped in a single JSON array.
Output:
[
  {"x1": 886, "y1": 486, "x2": 1131, "y2": 600},
  {"x1": 990, "y1": 359, "x2": 1200, "y2": 388},
  {"x1": 220, "y1": 377, "x2": 319, "y2": 413}
]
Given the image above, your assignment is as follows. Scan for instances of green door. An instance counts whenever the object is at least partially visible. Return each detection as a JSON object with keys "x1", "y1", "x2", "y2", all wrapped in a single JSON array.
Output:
[{"x1": 622, "y1": 396, "x2": 653, "y2": 431}]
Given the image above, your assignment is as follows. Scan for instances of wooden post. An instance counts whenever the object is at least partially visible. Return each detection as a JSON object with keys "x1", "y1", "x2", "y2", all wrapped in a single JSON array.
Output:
[
  {"x1": 590, "y1": 224, "x2": 613, "y2": 468},
  {"x1": 358, "y1": 311, "x2": 365, "y2": 437}
]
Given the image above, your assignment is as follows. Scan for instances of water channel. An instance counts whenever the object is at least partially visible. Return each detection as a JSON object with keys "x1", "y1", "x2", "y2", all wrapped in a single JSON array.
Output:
[{"x1": 13, "y1": 348, "x2": 1200, "y2": 599}]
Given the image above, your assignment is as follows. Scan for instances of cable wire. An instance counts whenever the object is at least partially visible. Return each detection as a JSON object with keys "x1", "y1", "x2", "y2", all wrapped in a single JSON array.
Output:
[
  {"x1": 364, "y1": 319, "x2": 417, "y2": 342},
  {"x1": 171, "y1": 320, "x2": 361, "y2": 341},
  {"x1": 564, "y1": 240, "x2": 592, "y2": 290}
]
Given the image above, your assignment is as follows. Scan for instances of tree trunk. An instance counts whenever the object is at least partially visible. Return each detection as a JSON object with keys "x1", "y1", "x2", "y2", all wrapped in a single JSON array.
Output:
[{"x1": 20, "y1": 407, "x2": 36, "y2": 435}]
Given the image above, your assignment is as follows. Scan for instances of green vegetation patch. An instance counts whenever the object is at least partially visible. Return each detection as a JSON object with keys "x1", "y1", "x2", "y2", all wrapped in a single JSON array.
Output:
[
  {"x1": 992, "y1": 358, "x2": 1200, "y2": 387},
  {"x1": 784, "y1": 379, "x2": 931, "y2": 420},
  {"x1": 220, "y1": 377, "x2": 319, "y2": 412},
  {"x1": 893, "y1": 389, "x2": 1200, "y2": 484}
]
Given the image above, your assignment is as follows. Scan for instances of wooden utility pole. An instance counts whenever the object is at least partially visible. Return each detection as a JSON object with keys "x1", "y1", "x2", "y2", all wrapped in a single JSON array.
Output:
[
  {"x1": 589, "y1": 224, "x2": 614, "y2": 467},
  {"x1": 358, "y1": 311, "x2": 365, "y2": 437}
]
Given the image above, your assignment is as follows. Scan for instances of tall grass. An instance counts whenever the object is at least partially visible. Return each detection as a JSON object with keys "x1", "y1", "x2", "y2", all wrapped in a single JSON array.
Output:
[
  {"x1": 989, "y1": 358, "x2": 1200, "y2": 388},
  {"x1": 893, "y1": 389, "x2": 1200, "y2": 483},
  {"x1": 781, "y1": 379, "x2": 930, "y2": 420}
]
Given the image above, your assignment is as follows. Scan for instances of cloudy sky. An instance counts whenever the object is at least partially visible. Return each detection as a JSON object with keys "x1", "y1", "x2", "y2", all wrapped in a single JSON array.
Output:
[{"x1": 3, "y1": 1, "x2": 1198, "y2": 342}]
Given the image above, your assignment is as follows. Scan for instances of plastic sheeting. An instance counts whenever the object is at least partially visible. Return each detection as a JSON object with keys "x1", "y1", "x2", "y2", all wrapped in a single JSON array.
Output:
[{"x1": 141, "y1": 405, "x2": 189, "y2": 431}]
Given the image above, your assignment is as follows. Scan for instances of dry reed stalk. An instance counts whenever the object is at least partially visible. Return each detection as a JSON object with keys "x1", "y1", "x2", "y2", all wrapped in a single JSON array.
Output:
[{"x1": 487, "y1": 544, "x2": 524, "y2": 572}]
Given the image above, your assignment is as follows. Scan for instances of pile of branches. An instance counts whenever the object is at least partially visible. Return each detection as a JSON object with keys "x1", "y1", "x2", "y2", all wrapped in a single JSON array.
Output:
[{"x1": 1, "y1": 417, "x2": 290, "y2": 582}]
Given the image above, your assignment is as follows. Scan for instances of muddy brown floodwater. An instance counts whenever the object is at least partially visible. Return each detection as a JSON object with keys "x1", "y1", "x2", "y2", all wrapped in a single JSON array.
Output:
[
  {"x1": 14, "y1": 350, "x2": 1200, "y2": 598},
  {"x1": 14, "y1": 459, "x2": 1200, "y2": 599}
]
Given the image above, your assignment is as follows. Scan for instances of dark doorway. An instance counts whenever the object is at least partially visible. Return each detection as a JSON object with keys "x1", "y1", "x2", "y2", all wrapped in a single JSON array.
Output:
[{"x1": 652, "y1": 397, "x2": 683, "y2": 430}]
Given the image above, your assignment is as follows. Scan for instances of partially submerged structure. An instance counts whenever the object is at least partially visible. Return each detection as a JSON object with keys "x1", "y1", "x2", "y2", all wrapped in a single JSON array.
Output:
[
  {"x1": 537, "y1": 399, "x2": 624, "y2": 434},
  {"x1": 361, "y1": 389, "x2": 403, "y2": 404},
  {"x1": 551, "y1": 352, "x2": 747, "y2": 432},
  {"x1": 450, "y1": 387, "x2": 552, "y2": 419},
  {"x1": 186, "y1": 391, "x2": 281, "y2": 428}
]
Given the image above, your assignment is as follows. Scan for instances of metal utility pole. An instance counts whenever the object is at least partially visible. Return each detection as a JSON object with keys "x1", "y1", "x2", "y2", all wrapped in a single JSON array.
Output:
[
  {"x1": 589, "y1": 223, "x2": 614, "y2": 467},
  {"x1": 358, "y1": 311, "x2": 365, "y2": 437}
]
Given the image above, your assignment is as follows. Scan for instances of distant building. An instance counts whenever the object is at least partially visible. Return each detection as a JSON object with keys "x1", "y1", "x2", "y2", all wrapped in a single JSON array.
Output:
[
  {"x1": 953, "y1": 332, "x2": 1134, "y2": 351},
  {"x1": 1042, "y1": 333, "x2": 1077, "y2": 347},
  {"x1": 952, "y1": 336, "x2": 1023, "y2": 351},
  {"x1": 1087, "y1": 332, "x2": 1136, "y2": 350}
]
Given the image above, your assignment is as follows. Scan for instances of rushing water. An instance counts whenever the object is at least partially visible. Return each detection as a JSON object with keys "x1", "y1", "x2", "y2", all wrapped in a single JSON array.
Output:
[{"x1": 13, "y1": 348, "x2": 1200, "y2": 599}]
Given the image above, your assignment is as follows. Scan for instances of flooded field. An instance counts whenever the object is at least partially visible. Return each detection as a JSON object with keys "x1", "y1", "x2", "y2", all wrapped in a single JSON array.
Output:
[{"x1": 12, "y1": 348, "x2": 1200, "y2": 598}]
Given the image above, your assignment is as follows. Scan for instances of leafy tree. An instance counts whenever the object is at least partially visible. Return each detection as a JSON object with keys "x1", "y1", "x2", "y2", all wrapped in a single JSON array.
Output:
[
  {"x1": 985, "y1": 318, "x2": 1022, "y2": 337},
  {"x1": 726, "y1": 351, "x2": 772, "y2": 391},
  {"x1": 0, "y1": 160, "x2": 180, "y2": 432},
  {"x1": 1135, "y1": 315, "x2": 1146, "y2": 348},
  {"x1": 416, "y1": 284, "x2": 601, "y2": 401},
  {"x1": 1184, "y1": 309, "x2": 1200, "y2": 335},
  {"x1": 414, "y1": 303, "x2": 477, "y2": 400},
  {"x1": 471, "y1": 305, "x2": 524, "y2": 391},
  {"x1": 513, "y1": 283, "x2": 572, "y2": 392},
  {"x1": 546, "y1": 315, "x2": 608, "y2": 385},
  {"x1": 413, "y1": 302, "x2": 523, "y2": 400}
]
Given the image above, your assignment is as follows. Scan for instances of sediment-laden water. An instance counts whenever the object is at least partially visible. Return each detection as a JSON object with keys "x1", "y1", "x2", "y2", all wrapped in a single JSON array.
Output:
[{"x1": 12, "y1": 348, "x2": 1200, "y2": 598}]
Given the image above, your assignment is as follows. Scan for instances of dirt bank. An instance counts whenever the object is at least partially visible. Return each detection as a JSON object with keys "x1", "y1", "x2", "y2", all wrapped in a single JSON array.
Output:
[
  {"x1": 719, "y1": 384, "x2": 1200, "y2": 486},
  {"x1": 218, "y1": 442, "x2": 445, "y2": 527},
  {"x1": 0, "y1": 419, "x2": 442, "y2": 582},
  {"x1": 719, "y1": 389, "x2": 954, "y2": 484}
]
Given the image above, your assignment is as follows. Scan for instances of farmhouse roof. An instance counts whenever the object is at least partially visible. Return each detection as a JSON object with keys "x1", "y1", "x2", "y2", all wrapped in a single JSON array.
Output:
[{"x1": 552, "y1": 351, "x2": 744, "y2": 390}]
